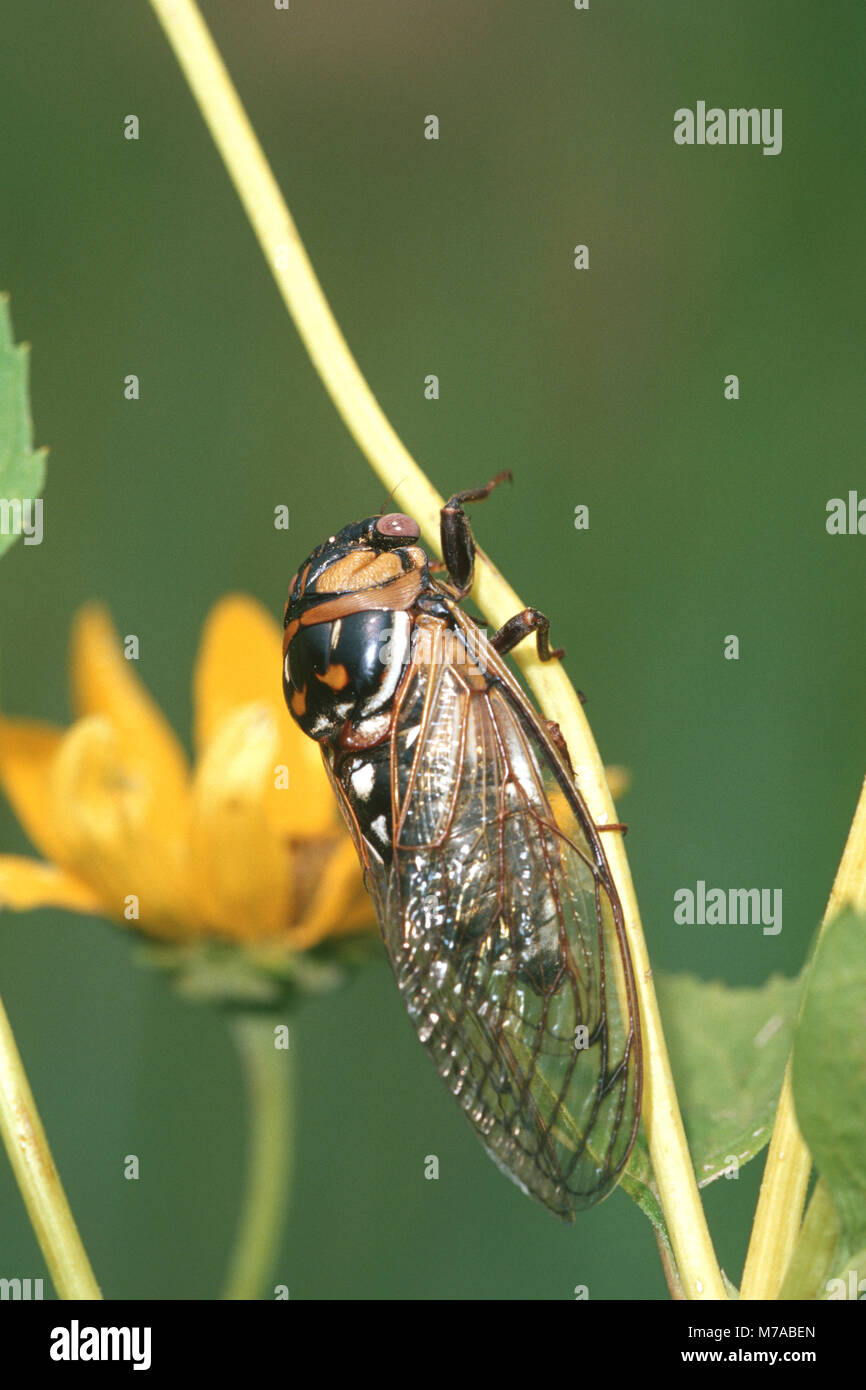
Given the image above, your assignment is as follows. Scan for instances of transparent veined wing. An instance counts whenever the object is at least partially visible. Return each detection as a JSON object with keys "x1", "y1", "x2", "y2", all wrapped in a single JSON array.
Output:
[
  {"x1": 371, "y1": 610, "x2": 641, "y2": 1219},
  {"x1": 320, "y1": 609, "x2": 641, "y2": 1217}
]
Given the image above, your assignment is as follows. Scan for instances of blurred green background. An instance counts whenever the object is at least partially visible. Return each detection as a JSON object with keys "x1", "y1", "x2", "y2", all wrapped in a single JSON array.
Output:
[{"x1": 0, "y1": 0, "x2": 863, "y2": 1299}]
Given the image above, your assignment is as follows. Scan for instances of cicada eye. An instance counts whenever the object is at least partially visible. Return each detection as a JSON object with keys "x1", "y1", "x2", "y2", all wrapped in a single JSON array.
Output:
[{"x1": 376, "y1": 513, "x2": 420, "y2": 541}]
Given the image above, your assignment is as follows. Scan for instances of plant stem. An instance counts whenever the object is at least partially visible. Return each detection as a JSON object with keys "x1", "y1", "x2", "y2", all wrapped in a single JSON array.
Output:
[
  {"x1": 0, "y1": 992, "x2": 101, "y2": 1299},
  {"x1": 150, "y1": 0, "x2": 725, "y2": 1299},
  {"x1": 740, "y1": 774, "x2": 866, "y2": 1299},
  {"x1": 222, "y1": 1013, "x2": 294, "y2": 1300}
]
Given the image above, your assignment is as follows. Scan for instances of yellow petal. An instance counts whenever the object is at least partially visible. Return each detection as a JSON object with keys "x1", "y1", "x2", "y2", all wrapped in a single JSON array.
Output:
[
  {"x1": 0, "y1": 855, "x2": 104, "y2": 914},
  {"x1": 188, "y1": 704, "x2": 293, "y2": 940},
  {"x1": 193, "y1": 594, "x2": 334, "y2": 836},
  {"x1": 50, "y1": 716, "x2": 193, "y2": 939},
  {"x1": 70, "y1": 605, "x2": 189, "y2": 839},
  {"x1": 286, "y1": 838, "x2": 374, "y2": 950},
  {"x1": 0, "y1": 718, "x2": 66, "y2": 862}
]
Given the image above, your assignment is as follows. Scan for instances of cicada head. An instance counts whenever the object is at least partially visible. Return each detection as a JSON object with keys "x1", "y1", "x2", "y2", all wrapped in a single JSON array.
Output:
[{"x1": 282, "y1": 513, "x2": 428, "y2": 743}]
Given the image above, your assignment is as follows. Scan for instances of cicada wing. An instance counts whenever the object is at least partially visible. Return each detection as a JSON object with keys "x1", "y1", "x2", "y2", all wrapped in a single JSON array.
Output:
[{"x1": 382, "y1": 621, "x2": 640, "y2": 1219}]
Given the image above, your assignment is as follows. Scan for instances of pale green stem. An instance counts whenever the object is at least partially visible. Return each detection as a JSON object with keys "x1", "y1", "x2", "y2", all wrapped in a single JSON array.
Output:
[
  {"x1": 150, "y1": 0, "x2": 725, "y2": 1298},
  {"x1": 778, "y1": 1178, "x2": 841, "y2": 1300},
  {"x1": 740, "y1": 774, "x2": 866, "y2": 1299},
  {"x1": 0, "y1": 992, "x2": 101, "y2": 1298},
  {"x1": 222, "y1": 1013, "x2": 294, "y2": 1300}
]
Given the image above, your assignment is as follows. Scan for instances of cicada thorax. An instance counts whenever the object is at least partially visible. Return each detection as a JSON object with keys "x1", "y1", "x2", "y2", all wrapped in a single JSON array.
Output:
[
  {"x1": 282, "y1": 518, "x2": 427, "y2": 746},
  {"x1": 283, "y1": 606, "x2": 409, "y2": 742}
]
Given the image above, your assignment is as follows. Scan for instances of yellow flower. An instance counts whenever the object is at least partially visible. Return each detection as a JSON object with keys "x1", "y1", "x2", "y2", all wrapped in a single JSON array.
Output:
[{"x1": 0, "y1": 597, "x2": 373, "y2": 952}]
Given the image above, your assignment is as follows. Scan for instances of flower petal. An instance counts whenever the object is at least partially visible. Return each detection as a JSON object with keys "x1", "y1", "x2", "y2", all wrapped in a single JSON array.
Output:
[
  {"x1": 50, "y1": 716, "x2": 193, "y2": 939},
  {"x1": 70, "y1": 605, "x2": 189, "y2": 838},
  {"x1": 0, "y1": 718, "x2": 66, "y2": 862},
  {"x1": 286, "y1": 838, "x2": 374, "y2": 949},
  {"x1": 0, "y1": 855, "x2": 103, "y2": 914},
  {"x1": 193, "y1": 594, "x2": 334, "y2": 836},
  {"x1": 188, "y1": 703, "x2": 293, "y2": 940}
]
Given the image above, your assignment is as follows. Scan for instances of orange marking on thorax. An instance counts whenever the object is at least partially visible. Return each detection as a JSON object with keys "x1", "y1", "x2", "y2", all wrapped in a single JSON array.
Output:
[
  {"x1": 316, "y1": 663, "x2": 350, "y2": 690},
  {"x1": 315, "y1": 549, "x2": 403, "y2": 593},
  {"x1": 301, "y1": 570, "x2": 424, "y2": 626}
]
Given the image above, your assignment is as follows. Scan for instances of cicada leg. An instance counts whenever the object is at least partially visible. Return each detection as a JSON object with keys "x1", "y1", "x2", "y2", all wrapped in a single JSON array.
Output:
[
  {"x1": 490, "y1": 607, "x2": 565, "y2": 663},
  {"x1": 441, "y1": 476, "x2": 566, "y2": 662},
  {"x1": 439, "y1": 470, "x2": 512, "y2": 597}
]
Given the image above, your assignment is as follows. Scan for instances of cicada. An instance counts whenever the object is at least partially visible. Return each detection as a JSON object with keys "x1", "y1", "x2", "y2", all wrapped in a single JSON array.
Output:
[{"x1": 281, "y1": 473, "x2": 641, "y2": 1218}]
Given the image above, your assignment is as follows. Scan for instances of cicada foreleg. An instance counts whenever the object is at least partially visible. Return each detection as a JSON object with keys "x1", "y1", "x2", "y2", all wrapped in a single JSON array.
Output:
[
  {"x1": 439, "y1": 470, "x2": 513, "y2": 597},
  {"x1": 440, "y1": 477, "x2": 566, "y2": 661}
]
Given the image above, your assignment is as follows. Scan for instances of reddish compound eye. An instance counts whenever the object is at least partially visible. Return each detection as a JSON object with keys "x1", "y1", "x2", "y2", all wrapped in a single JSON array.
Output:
[{"x1": 376, "y1": 513, "x2": 420, "y2": 540}]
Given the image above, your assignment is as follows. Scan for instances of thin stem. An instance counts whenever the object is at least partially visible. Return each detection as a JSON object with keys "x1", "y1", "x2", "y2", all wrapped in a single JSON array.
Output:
[
  {"x1": 222, "y1": 1013, "x2": 294, "y2": 1300},
  {"x1": 150, "y1": 0, "x2": 725, "y2": 1299},
  {"x1": 740, "y1": 774, "x2": 866, "y2": 1300},
  {"x1": 0, "y1": 992, "x2": 101, "y2": 1299}
]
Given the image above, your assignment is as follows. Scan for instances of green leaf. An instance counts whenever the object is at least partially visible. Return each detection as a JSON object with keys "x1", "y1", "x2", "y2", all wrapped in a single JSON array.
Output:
[
  {"x1": 792, "y1": 908, "x2": 866, "y2": 1251},
  {"x1": 778, "y1": 1177, "x2": 843, "y2": 1300},
  {"x1": 0, "y1": 295, "x2": 47, "y2": 559},
  {"x1": 618, "y1": 971, "x2": 801, "y2": 1295},
  {"x1": 619, "y1": 1128, "x2": 690, "y2": 1294},
  {"x1": 656, "y1": 971, "x2": 801, "y2": 1185},
  {"x1": 621, "y1": 1132, "x2": 680, "y2": 1288},
  {"x1": 623, "y1": 1129, "x2": 667, "y2": 1227}
]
